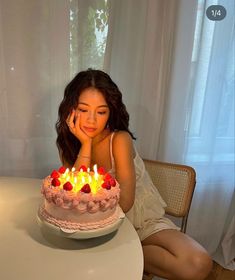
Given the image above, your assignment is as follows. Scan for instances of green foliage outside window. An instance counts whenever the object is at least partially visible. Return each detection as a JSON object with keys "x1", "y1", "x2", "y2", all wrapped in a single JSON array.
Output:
[{"x1": 69, "y1": 0, "x2": 109, "y2": 76}]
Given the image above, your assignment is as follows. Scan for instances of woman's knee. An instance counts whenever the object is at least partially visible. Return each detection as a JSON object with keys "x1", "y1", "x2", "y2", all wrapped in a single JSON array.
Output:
[{"x1": 183, "y1": 251, "x2": 213, "y2": 280}]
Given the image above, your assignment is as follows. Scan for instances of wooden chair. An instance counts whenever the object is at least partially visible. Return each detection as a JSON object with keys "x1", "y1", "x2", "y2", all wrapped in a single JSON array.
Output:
[
  {"x1": 143, "y1": 159, "x2": 196, "y2": 233},
  {"x1": 142, "y1": 159, "x2": 196, "y2": 280}
]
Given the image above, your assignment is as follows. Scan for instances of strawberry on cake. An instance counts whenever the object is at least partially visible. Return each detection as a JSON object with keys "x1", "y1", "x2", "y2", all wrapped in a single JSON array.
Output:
[{"x1": 38, "y1": 165, "x2": 121, "y2": 231}]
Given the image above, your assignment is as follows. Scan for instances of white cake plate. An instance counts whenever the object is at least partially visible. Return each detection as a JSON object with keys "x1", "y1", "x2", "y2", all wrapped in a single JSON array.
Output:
[{"x1": 37, "y1": 206, "x2": 125, "y2": 240}]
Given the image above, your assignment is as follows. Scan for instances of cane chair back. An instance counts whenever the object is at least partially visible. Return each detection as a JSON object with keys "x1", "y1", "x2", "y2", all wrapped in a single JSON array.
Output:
[{"x1": 143, "y1": 159, "x2": 196, "y2": 233}]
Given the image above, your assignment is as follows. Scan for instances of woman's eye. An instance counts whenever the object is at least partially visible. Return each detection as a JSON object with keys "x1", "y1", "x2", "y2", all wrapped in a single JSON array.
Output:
[
  {"x1": 78, "y1": 108, "x2": 87, "y2": 113},
  {"x1": 97, "y1": 111, "x2": 107, "y2": 115}
]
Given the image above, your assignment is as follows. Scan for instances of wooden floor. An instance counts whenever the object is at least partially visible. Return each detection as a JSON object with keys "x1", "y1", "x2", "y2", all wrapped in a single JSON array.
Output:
[
  {"x1": 148, "y1": 261, "x2": 235, "y2": 280},
  {"x1": 205, "y1": 261, "x2": 235, "y2": 280}
]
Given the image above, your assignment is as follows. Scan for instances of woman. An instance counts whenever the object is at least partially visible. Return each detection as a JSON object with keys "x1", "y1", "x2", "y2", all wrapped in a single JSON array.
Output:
[{"x1": 56, "y1": 69, "x2": 212, "y2": 279}]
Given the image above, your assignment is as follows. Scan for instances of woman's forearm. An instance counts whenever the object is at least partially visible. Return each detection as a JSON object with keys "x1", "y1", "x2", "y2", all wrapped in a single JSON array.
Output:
[{"x1": 73, "y1": 141, "x2": 92, "y2": 169}]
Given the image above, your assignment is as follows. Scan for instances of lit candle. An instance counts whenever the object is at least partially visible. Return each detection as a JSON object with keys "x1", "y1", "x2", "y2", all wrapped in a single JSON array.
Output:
[
  {"x1": 71, "y1": 167, "x2": 75, "y2": 183},
  {"x1": 93, "y1": 164, "x2": 98, "y2": 180},
  {"x1": 61, "y1": 167, "x2": 69, "y2": 179},
  {"x1": 82, "y1": 176, "x2": 85, "y2": 184},
  {"x1": 65, "y1": 168, "x2": 69, "y2": 174},
  {"x1": 74, "y1": 176, "x2": 77, "y2": 191}
]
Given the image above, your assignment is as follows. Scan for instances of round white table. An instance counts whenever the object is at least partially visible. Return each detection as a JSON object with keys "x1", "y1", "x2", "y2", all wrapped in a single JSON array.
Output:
[{"x1": 0, "y1": 177, "x2": 143, "y2": 280}]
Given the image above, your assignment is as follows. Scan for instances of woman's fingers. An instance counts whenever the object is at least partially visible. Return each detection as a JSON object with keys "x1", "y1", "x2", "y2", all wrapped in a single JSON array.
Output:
[
  {"x1": 66, "y1": 110, "x2": 75, "y2": 130},
  {"x1": 67, "y1": 110, "x2": 83, "y2": 138},
  {"x1": 74, "y1": 112, "x2": 87, "y2": 138},
  {"x1": 74, "y1": 110, "x2": 80, "y2": 128},
  {"x1": 66, "y1": 110, "x2": 91, "y2": 144}
]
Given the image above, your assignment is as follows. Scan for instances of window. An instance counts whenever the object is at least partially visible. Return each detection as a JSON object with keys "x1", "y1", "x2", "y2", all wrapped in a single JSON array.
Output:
[
  {"x1": 69, "y1": 0, "x2": 109, "y2": 77},
  {"x1": 186, "y1": 0, "x2": 234, "y2": 163}
]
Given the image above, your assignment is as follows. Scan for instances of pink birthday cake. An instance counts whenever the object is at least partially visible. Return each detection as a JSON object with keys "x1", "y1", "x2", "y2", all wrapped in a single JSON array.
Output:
[{"x1": 38, "y1": 165, "x2": 120, "y2": 231}]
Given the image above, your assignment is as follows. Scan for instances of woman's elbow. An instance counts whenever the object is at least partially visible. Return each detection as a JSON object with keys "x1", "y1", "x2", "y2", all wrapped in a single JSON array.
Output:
[{"x1": 120, "y1": 198, "x2": 134, "y2": 213}]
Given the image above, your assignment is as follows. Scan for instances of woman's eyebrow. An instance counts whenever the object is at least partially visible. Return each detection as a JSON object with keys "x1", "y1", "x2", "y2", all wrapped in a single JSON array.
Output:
[
  {"x1": 97, "y1": 105, "x2": 109, "y2": 108},
  {"x1": 78, "y1": 102, "x2": 108, "y2": 108},
  {"x1": 78, "y1": 102, "x2": 89, "y2": 106}
]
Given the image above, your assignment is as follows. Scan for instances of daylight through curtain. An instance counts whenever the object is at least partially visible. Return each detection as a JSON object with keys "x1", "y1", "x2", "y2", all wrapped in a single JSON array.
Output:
[{"x1": 0, "y1": 0, "x2": 234, "y2": 270}]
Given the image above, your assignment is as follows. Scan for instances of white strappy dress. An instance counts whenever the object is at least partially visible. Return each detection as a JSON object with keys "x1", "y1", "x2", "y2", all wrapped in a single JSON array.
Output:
[{"x1": 109, "y1": 132, "x2": 179, "y2": 241}]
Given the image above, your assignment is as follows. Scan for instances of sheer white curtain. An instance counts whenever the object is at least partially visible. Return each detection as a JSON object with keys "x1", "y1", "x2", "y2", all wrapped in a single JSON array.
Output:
[
  {"x1": 104, "y1": 0, "x2": 177, "y2": 159},
  {"x1": 0, "y1": 0, "x2": 177, "y2": 177},
  {"x1": 159, "y1": 0, "x2": 235, "y2": 270},
  {"x1": 0, "y1": 0, "x2": 70, "y2": 178},
  {"x1": 1, "y1": 0, "x2": 234, "y2": 270},
  {"x1": 185, "y1": 0, "x2": 235, "y2": 270}
]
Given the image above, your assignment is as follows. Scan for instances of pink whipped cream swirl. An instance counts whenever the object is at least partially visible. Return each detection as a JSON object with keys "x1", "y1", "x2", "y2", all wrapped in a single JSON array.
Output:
[{"x1": 38, "y1": 205, "x2": 121, "y2": 231}]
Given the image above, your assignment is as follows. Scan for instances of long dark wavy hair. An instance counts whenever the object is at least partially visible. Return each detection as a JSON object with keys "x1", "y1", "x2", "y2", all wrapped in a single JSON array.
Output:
[{"x1": 56, "y1": 69, "x2": 135, "y2": 166}]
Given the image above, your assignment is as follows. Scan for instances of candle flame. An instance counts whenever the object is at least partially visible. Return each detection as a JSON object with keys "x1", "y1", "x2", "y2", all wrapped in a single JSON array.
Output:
[
  {"x1": 54, "y1": 164, "x2": 106, "y2": 194},
  {"x1": 93, "y1": 164, "x2": 98, "y2": 180},
  {"x1": 93, "y1": 164, "x2": 97, "y2": 173}
]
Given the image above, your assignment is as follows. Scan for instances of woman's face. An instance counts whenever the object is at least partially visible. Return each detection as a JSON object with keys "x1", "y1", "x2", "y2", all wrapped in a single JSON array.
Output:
[{"x1": 77, "y1": 88, "x2": 110, "y2": 138}]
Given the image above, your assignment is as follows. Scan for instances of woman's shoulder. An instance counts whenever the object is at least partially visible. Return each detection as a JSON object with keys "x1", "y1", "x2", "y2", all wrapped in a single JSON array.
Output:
[
  {"x1": 112, "y1": 130, "x2": 133, "y2": 143},
  {"x1": 112, "y1": 130, "x2": 135, "y2": 157}
]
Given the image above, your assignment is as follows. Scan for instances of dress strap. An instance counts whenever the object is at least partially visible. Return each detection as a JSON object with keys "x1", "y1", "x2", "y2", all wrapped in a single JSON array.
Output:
[{"x1": 109, "y1": 132, "x2": 115, "y2": 170}]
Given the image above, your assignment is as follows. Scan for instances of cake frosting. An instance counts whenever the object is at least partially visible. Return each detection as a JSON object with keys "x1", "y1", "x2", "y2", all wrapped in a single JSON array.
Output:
[{"x1": 38, "y1": 165, "x2": 120, "y2": 231}]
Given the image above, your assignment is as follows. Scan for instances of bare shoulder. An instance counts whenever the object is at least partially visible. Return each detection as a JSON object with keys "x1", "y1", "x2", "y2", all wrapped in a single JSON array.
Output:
[
  {"x1": 112, "y1": 131, "x2": 134, "y2": 157},
  {"x1": 112, "y1": 130, "x2": 133, "y2": 144}
]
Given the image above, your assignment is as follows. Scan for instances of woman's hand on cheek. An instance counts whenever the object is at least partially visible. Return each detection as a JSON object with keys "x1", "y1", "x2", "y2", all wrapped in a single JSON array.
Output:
[
  {"x1": 67, "y1": 110, "x2": 91, "y2": 145},
  {"x1": 74, "y1": 111, "x2": 92, "y2": 144}
]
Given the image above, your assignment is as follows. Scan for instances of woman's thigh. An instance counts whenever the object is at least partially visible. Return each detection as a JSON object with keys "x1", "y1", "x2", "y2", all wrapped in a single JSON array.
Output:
[{"x1": 142, "y1": 229, "x2": 208, "y2": 256}]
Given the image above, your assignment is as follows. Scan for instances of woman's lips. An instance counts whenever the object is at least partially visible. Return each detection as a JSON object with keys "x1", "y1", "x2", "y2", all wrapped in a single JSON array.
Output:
[{"x1": 83, "y1": 127, "x2": 96, "y2": 133}]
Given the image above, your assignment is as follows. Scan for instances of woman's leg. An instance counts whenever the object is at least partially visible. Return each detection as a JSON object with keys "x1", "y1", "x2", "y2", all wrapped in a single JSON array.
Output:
[{"x1": 142, "y1": 229, "x2": 212, "y2": 280}]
